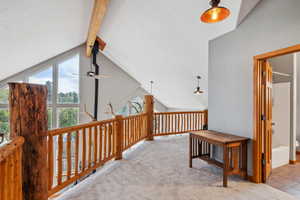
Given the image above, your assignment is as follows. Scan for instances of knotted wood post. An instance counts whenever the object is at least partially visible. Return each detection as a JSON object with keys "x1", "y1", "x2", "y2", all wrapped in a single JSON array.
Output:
[
  {"x1": 9, "y1": 83, "x2": 48, "y2": 200},
  {"x1": 115, "y1": 115, "x2": 123, "y2": 160},
  {"x1": 144, "y1": 95, "x2": 154, "y2": 141}
]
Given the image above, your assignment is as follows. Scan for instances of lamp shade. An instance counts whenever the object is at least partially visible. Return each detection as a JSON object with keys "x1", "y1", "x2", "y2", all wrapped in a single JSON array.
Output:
[
  {"x1": 194, "y1": 87, "x2": 204, "y2": 95},
  {"x1": 201, "y1": 6, "x2": 230, "y2": 23},
  {"x1": 201, "y1": 0, "x2": 230, "y2": 23}
]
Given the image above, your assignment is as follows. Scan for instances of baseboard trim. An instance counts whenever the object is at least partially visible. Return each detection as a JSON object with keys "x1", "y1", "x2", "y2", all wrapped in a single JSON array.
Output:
[
  {"x1": 289, "y1": 160, "x2": 297, "y2": 165},
  {"x1": 248, "y1": 176, "x2": 254, "y2": 182}
]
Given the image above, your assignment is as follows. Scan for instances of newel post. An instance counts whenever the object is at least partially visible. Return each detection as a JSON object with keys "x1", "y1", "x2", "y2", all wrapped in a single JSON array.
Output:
[
  {"x1": 9, "y1": 83, "x2": 48, "y2": 200},
  {"x1": 144, "y1": 95, "x2": 154, "y2": 141},
  {"x1": 115, "y1": 115, "x2": 123, "y2": 160}
]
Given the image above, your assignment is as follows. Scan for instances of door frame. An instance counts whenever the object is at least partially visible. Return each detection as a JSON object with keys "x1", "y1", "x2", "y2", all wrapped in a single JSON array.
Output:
[{"x1": 253, "y1": 44, "x2": 300, "y2": 183}]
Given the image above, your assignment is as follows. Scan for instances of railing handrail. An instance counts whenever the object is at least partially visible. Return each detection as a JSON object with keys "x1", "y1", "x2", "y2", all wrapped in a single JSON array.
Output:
[
  {"x1": 47, "y1": 118, "x2": 117, "y2": 136},
  {"x1": 155, "y1": 110, "x2": 207, "y2": 115},
  {"x1": 0, "y1": 136, "x2": 24, "y2": 162},
  {"x1": 122, "y1": 113, "x2": 147, "y2": 120}
]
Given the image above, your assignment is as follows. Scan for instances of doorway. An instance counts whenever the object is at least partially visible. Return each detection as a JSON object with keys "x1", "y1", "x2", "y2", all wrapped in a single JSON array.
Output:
[{"x1": 253, "y1": 44, "x2": 300, "y2": 183}]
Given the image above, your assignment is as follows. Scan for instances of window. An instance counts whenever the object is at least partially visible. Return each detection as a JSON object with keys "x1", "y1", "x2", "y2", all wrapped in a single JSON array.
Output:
[
  {"x1": 58, "y1": 108, "x2": 79, "y2": 128},
  {"x1": 0, "y1": 53, "x2": 81, "y2": 137},
  {"x1": 116, "y1": 96, "x2": 144, "y2": 116},
  {"x1": 0, "y1": 87, "x2": 9, "y2": 104},
  {"x1": 58, "y1": 54, "x2": 79, "y2": 104},
  {"x1": 0, "y1": 87, "x2": 9, "y2": 139},
  {"x1": 29, "y1": 67, "x2": 53, "y2": 104}
]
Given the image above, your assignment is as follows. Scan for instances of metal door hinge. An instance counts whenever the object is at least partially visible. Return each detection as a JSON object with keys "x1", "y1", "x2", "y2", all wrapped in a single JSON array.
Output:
[{"x1": 262, "y1": 153, "x2": 266, "y2": 166}]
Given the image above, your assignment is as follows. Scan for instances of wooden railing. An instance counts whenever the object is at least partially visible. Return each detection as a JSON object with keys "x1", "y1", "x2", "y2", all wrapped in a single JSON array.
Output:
[
  {"x1": 0, "y1": 136, "x2": 24, "y2": 200},
  {"x1": 47, "y1": 118, "x2": 118, "y2": 196},
  {"x1": 46, "y1": 109, "x2": 207, "y2": 197},
  {"x1": 122, "y1": 113, "x2": 148, "y2": 151},
  {"x1": 153, "y1": 110, "x2": 208, "y2": 136}
]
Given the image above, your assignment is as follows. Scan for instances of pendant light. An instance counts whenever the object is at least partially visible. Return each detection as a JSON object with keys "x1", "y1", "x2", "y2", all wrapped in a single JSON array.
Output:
[
  {"x1": 201, "y1": 0, "x2": 230, "y2": 23},
  {"x1": 150, "y1": 80, "x2": 154, "y2": 94},
  {"x1": 194, "y1": 76, "x2": 204, "y2": 95}
]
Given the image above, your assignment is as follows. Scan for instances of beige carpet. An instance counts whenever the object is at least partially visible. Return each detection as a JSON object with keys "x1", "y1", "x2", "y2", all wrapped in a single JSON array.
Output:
[{"x1": 56, "y1": 135, "x2": 296, "y2": 200}]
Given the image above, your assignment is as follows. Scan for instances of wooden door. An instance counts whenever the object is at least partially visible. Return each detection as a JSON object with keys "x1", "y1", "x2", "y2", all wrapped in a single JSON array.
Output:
[{"x1": 262, "y1": 60, "x2": 273, "y2": 182}]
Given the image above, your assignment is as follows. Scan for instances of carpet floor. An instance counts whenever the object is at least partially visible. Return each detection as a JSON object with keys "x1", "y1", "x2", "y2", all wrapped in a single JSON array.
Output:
[{"x1": 56, "y1": 135, "x2": 296, "y2": 200}]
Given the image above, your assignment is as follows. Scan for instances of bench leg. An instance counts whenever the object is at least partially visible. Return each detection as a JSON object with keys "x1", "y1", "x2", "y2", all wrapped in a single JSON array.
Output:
[
  {"x1": 242, "y1": 141, "x2": 248, "y2": 180},
  {"x1": 189, "y1": 134, "x2": 192, "y2": 168},
  {"x1": 223, "y1": 146, "x2": 229, "y2": 187}
]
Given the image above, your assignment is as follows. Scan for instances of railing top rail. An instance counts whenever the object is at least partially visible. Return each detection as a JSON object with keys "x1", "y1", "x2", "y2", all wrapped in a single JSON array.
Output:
[
  {"x1": 122, "y1": 113, "x2": 147, "y2": 120},
  {"x1": 47, "y1": 118, "x2": 117, "y2": 136},
  {"x1": 0, "y1": 136, "x2": 24, "y2": 162},
  {"x1": 155, "y1": 110, "x2": 207, "y2": 115}
]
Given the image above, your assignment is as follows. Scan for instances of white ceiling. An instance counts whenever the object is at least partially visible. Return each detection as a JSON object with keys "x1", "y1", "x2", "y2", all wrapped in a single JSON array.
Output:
[{"x1": 0, "y1": 0, "x2": 258, "y2": 109}]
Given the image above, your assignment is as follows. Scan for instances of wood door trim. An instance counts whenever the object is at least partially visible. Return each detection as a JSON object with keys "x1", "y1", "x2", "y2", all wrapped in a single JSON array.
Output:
[{"x1": 253, "y1": 44, "x2": 300, "y2": 183}]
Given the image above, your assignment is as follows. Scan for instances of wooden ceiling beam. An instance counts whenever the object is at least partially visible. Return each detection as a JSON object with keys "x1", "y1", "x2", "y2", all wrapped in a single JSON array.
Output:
[{"x1": 86, "y1": 0, "x2": 109, "y2": 57}]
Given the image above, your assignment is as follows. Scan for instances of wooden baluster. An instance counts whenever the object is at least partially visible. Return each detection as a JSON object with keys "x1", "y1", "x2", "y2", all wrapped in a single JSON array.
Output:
[
  {"x1": 7, "y1": 155, "x2": 13, "y2": 200},
  {"x1": 57, "y1": 134, "x2": 63, "y2": 185},
  {"x1": 0, "y1": 160, "x2": 4, "y2": 200},
  {"x1": 94, "y1": 125, "x2": 98, "y2": 164},
  {"x1": 66, "y1": 132, "x2": 72, "y2": 180},
  {"x1": 88, "y1": 127, "x2": 92, "y2": 168},
  {"x1": 16, "y1": 147, "x2": 23, "y2": 200},
  {"x1": 126, "y1": 119, "x2": 129, "y2": 148},
  {"x1": 167, "y1": 114, "x2": 170, "y2": 133},
  {"x1": 197, "y1": 113, "x2": 200, "y2": 130},
  {"x1": 161, "y1": 114, "x2": 164, "y2": 134},
  {"x1": 82, "y1": 128, "x2": 86, "y2": 171},
  {"x1": 75, "y1": 130, "x2": 79, "y2": 176},
  {"x1": 184, "y1": 114, "x2": 186, "y2": 131},
  {"x1": 133, "y1": 117, "x2": 136, "y2": 142},
  {"x1": 108, "y1": 124, "x2": 112, "y2": 157},
  {"x1": 48, "y1": 135, "x2": 54, "y2": 190},
  {"x1": 3, "y1": 157, "x2": 8, "y2": 200},
  {"x1": 130, "y1": 118, "x2": 133, "y2": 144},
  {"x1": 189, "y1": 113, "x2": 192, "y2": 131},
  {"x1": 104, "y1": 125, "x2": 107, "y2": 159},
  {"x1": 200, "y1": 113, "x2": 203, "y2": 129},
  {"x1": 171, "y1": 114, "x2": 173, "y2": 133},
  {"x1": 99, "y1": 126, "x2": 103, "y2": 163},
  {"x1": 159, "y1": 114, "x2": 161, "y2": 134},
  {"x1": 112, "y1": 122, "x2": 116, "y2": 155},
  {"x1": 195, "y1": 113, "x2": 197, "y2": 130},
  {"x1": 135, "y1": 117, "x2": 138, "y2": 141}
]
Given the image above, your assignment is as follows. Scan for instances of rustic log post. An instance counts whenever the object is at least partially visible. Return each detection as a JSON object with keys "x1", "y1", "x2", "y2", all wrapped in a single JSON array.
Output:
[
  {"x1": 115, "y1": 115, "x2": 123, "y2": 160},
  {"x1": 144, "y1": 95, "x2": 154, "y2": 141},
  {"x1": 9, "y1": 83, "x2": 48, "y2": 200}
]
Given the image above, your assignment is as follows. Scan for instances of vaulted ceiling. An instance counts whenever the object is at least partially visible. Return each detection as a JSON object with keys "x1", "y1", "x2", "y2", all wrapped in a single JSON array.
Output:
[{"x1": 0, "y1": 0, "x2": 260, "y2": 109}]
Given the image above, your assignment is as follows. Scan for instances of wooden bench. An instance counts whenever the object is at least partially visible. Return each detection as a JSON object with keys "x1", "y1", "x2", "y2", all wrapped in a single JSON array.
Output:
[{"x1": 189, "y1": 130, "x2": 249, "y2": 187}]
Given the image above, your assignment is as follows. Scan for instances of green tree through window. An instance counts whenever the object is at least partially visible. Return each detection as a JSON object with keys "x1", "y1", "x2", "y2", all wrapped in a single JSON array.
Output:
[{"x1": 58, "y1": 108, "x2": 79, "y2": 128}]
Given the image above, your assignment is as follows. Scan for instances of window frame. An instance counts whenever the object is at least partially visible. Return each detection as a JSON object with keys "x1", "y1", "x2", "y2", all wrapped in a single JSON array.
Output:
[{"x1": 0, "y1": 50, "x2": 81, "y2": 131}]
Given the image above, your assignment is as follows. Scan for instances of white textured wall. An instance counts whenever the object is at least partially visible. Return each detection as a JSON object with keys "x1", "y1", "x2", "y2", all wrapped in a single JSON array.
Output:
[
  {"x1": 297, "y1": 53, "x2": 300, "y2": 142},
  {"x1": 79, "y1": 46, "x2": 168, "y2": 122},
  {"x1": 208, "y1": 0, "x2": 300, "y2": 174},
  {"x1": 272, "y1": 83, "x2": 290, "y2": 148}
]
